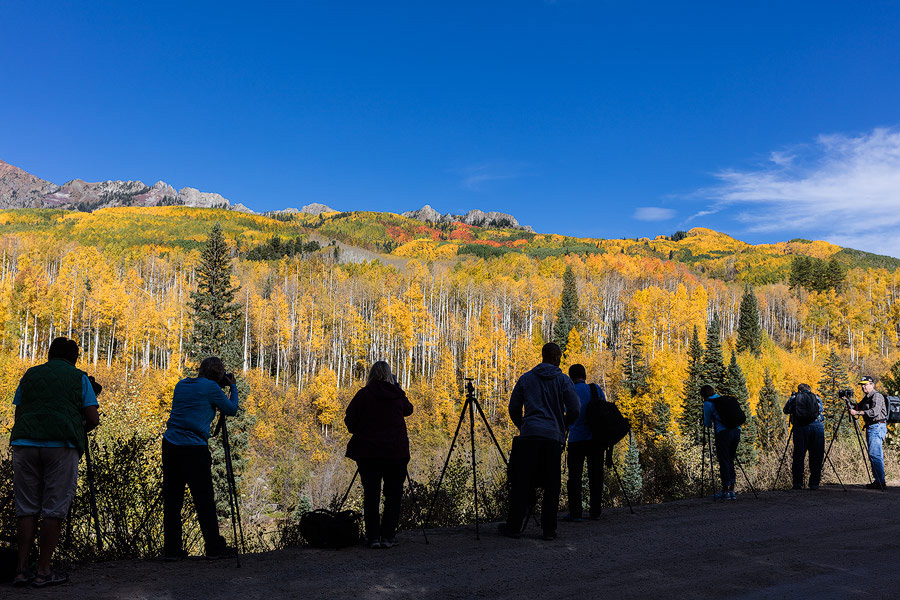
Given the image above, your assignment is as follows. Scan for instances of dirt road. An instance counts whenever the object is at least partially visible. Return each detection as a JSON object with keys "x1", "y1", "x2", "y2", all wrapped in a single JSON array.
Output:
[{"x1": 17, "y1": 484, "x2": 899, "y2": 599}]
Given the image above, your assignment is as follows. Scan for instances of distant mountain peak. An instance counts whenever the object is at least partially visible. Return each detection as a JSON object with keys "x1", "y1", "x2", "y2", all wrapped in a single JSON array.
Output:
[{"x1": 401, "y1": 205, "x2": 533, "y2": 232}]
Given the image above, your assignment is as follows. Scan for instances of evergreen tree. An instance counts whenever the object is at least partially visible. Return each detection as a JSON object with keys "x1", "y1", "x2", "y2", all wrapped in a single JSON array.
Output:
[
  {"x1": 818, "y1": 348, "x2": 852, "y2": 438},
  {"x1": 552, "y1": 265, "x2": 579, "y2": 352},
  {"x1": 701, "y1": 314, "x2": 726, "y2": 390},
  {"x1": 187, "y1": 223, "x2": 253, "y2": 516},
  {"x1": 736, "y1": 286, "x2": 762, "y2": 356},
  {"x1": 679, "y1": 326, "x2": 705, "y2": 444},
  {"x1": 723, "y1": 350, "x2": 757, "y2": 463},
  {"x1": 623, "y1": 434, "x2": 643, "y2": 504},
  {"x1": 620, "y1": 313, "x2": 649, "y2": 398},
  {"x1": 755, "y1": 368, "x2": 783, "y2": 453}
]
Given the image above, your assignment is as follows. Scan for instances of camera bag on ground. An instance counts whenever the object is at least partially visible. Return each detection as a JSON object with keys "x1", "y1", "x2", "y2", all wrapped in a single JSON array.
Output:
[
  {"x1": 585, "y1": 383, "x2": 631, "y2": 449},
  {"x1": 886, "y1": 395, "x2": 900, "y2": 424},
  {"x1": 791, "y1": 390, "x2": 819, "y2": 426},
  {"x1": 299, "y1": 509, "x2": 362, "y2": 549},
  {"x1": 710, "y1": 394, "x2": 746, "y2": 429}
]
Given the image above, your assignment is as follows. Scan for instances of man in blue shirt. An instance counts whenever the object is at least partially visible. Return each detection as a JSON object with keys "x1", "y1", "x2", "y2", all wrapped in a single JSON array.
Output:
[
  {"x1": 563, "y1": 364, "x2": 604, "y2": 522},
  {"x1": 162, "y1": 356, "x2": 239, "y2": 560},
  {"x1": 10, "y1": 337, "x2": 99, "y2": 587},
  {"x1": 701, "y1": 385, "x2": 740, "y2": 500}
]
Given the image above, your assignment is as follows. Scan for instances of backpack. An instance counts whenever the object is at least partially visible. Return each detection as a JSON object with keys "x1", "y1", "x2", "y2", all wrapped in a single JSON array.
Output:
[
  {"x1": 791, "y1": 390, "x2": 819, "y2": 426},
  {"x1": 710, "y1": 394, "x2": 746, "y2": 429},
  {"x1": 298, "y1": 509, "x2": 362, "y2": 549},
  {"x1": 886, "y1": 395, "x2": 900, "y2": 424},
  {"x1": 585, "y1": 384, "x2": 631, "y2": 449}
]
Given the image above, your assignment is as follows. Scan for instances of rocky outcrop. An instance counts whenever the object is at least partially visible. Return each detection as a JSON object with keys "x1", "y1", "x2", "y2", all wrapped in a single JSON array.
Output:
[
  {"x1": 271, "y1": 203, "x2": 338, "y2": 216},
  {"x1": 0, "y1": 159, "x2": 254, "y2": 212},
  {"x1": 401, "y1": 205, "x2": 533, "y2": 232}
]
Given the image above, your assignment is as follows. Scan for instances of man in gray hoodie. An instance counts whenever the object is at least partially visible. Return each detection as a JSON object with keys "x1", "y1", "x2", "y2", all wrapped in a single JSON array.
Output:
[{"x1": 499, "y1": 343, "x2": 580, "y2": 540}]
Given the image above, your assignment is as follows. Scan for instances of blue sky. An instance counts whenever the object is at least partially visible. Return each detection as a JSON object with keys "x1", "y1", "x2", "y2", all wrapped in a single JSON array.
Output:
[{"x1": 3, "y1": 1, "x2": 900, "y2": 254}]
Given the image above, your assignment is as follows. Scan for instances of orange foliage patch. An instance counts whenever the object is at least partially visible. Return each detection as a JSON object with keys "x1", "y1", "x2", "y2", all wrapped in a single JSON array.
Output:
[
  {"x1": 385, "y1": 225, "x2": 413, "y2": 244},
  {"x1": 449, "y1": 224, "x2": 475, "y2": 241},
  {"x1": 413, "y1": 225, "x2": 442, "y2": 240}
]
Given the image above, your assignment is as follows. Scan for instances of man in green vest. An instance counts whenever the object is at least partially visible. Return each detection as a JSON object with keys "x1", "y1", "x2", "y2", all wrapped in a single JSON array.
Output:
[{"x1": 10, "y1": 337, "x2": 100, "y2": 588}]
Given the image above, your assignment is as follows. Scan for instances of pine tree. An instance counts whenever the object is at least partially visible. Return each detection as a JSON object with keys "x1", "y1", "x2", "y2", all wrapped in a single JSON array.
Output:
[
  {"x1": 187, "y1": 223, "x2": 253, "y2": 516},
  {"x1": 623, "y1": 434, "x2": 643, "y2": 504},
  {"x1": 552, "y1": 265, "x2": 579, "y2": 352},
  {"x1": 702, "y1": 314, "x2": 726, "y2": 390},
  {"x1": 755, "y1": 368, "x2": 783, "y2": 453},
  {"x1": 736, "y1": 286, "x2": 762, "y2": 356},
  {"x1": 679, "y1": 326, "x2": 705, "y2": 444},
  {"x1": 723, "y1": 350, "x2": 757, "y2": 463},
  {"x1": 818, "y1": 348, "x2": 852, "y2": 438},
  {"x1": 621, "y1": 313, "x2": 649, "y2": 398}
]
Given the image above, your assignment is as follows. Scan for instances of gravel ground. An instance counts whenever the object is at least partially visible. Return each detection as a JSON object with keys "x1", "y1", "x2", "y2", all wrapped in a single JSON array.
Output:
[{"x1": 12, "y1": 483, "x2": 900, "y2": 599}]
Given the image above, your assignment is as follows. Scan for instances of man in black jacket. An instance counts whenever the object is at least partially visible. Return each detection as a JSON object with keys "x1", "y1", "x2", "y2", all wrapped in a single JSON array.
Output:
[
  {"x1": 499, "y1": 343, "x2": 579, "y2": 541},
  {"x1": 783, "y1": 383, "x2": 824, "y2": 490}
]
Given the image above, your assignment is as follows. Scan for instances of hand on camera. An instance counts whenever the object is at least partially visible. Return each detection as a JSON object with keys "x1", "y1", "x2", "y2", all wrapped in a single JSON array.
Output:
[{"x1": 222, "y1": 373, "x2": 236, "y2": 387}]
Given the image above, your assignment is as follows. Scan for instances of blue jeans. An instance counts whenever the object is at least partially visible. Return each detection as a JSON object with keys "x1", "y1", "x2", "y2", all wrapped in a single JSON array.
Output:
[
  {"x1": 715, "y1": 428, "x2": 741, "y2": 489},
  {"x1": 792, "y1": 421, "x2": 825, "y2": 489},
  {"x1": 866, "y1": 422, "x2": 887, "y2": 485}
]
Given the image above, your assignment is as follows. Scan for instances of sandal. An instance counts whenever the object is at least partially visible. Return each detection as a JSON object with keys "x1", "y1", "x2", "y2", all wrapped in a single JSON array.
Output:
[
  {"x1": 12, "y1": 569, "x2": 32, "y2": 587},
  {"x1": 31, "y1": 571, "x2": 68, "y2": 588}
]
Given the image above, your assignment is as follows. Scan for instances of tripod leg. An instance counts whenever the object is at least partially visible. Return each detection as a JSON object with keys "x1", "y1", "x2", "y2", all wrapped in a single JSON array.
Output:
[
  {"x1": 735, "y1": 456, "x2": 759, "y2": 499},
  {"x1": 468, "y1": 393, "x2": 480, "y2": 540},
  {"x1": 405, "y1": 474, "x2": 429, "y2": 545},
  {"x1": 825, "y1": 453, "x2": 847, "y2": 491},
  {"x1": 84, "y1": 436, "x2": 103, "y2": 553},
  {"x1": 339, "y1": 468, "x2": 359, "y2": 510},
  {"x1": 473, "y1": 398, "x2": 509, "y2": 466},
  {"x1": 851, "y1": 413, "x2": 875, "y2": 485},
  {"x1": 221, "y1": 419, "x2": 242, "y2": 567},
  {"x1": 699, "y1": 427, "x2": 707, "y2": 499},
  {"x1": 707, "y1": 427, "x2": 719, "y2": 501},
  {"x1": 611, "y1": 463, "x2": 635, "y2": 514},
  {"x1": 424, "y1": 397, "x2": 469, "y2": 528},
  {"x1": 771, "y1": 427, "x2": 793, "y2": 491},
  {"x1": 822, "y1": 408, "x2": 846, "y2": 466}
]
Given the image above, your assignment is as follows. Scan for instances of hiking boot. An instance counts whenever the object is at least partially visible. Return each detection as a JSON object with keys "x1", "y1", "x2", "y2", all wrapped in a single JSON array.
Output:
[
  {"x1": 588, "y1": 513, "x2": 602, "y2": 521},
  {"x1": 562, "y1": 514, "x2": 583, "y2": 523},
  {"x1": 726, "y1": 491, "x2": 736, "y2": 501},
  {"x1": 712, "y1": 490, "x2": 727, "y2": 500},
  {"x1": 206, "y1": 545, "x2": 237, "y2": 560},
  {"x1": 497, "y1": 523, "x2": 521, "y2": 539},
  {"x1": 365, "y1": 538, "x2": 382, "y2": 549},
  {"x1": 164, "y1": 550, "x2": 189, "y2": 562},
  {"x1": 865, "y1": 481, "x2": 883, "y2": 490},
  {"x1": 542, "y1": 530, "x2": 557, "y2": 541},
  {"x1": 31, "y1": 571, "x2": 68, "y2": 588},
  {"x1": 382, "y1": 536, "x2": 399, "y2": 547}
]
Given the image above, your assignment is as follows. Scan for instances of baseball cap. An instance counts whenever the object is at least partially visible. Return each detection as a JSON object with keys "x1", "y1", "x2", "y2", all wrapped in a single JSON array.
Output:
[{"x1": 858, "y1": 376, "x2": 875, "y2": 384}]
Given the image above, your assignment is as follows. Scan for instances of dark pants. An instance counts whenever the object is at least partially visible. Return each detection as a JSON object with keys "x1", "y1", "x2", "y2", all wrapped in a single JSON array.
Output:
[
  {"x1": 792, "y1": 421, "x2": 825, "y2": 489},
  {"x1": 566, "y1": 440, "x2": 604, "y2": 517},
  {"x1": 714, "y1": 428, "x2": 740, "y2": 490},
  {"x1": 356, "y1": 457, "x2": 409, "y2": 541},
  {"x1": 506, "y1": 436, "x2": 563, "y2": 535},
  {"x1": 162, "y1": 439, "x2": 225, "y2": 556}
]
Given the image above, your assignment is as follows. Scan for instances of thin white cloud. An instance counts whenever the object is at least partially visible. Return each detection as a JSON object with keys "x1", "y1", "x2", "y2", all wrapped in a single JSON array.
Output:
[
  {"x1": 634, "y1": 206, "x2": 675, "y2": 221},
  {"x1": 701, "y1": 127, "x2": 900, "y2": 257},
  {"x1": 457, "y1": 163, "x2": 527, "y2": 191}
]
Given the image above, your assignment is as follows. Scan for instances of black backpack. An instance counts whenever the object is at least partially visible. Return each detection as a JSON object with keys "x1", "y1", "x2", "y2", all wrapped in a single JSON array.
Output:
[
  {"x1": 299, "y1": 509, "x2": 362, "y2": 549},
  {"x1": 886, "y1": 395, "x2": 900, "y2": 424},
  {"x1": 585, "y1": 383, "x2": 631, "y2": 449},
  {"x1": 710, "y1": 394, "x2": 746, "y2": 429},
  {"x1": 791, "y1": 390, "x2": 819, "y2": 426}
]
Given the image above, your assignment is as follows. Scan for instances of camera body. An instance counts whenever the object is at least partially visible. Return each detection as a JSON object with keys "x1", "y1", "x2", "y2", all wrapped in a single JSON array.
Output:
[
  {"x1": 838, "y1": 388, "x2": 854, "y2": 400},
  {"x1": 219, "y1": 372, "x2": 235, "y2": 387}
]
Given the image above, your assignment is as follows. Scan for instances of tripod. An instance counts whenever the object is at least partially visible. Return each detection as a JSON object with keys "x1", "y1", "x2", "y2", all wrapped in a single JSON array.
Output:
[
  {"x1": 338, "y1": 467, "x2": 430, "y2": 544},
  {"x1": 64, "y1": 431, "x2": 104, "y2": 552},
  {"x1": 701, "y1": 422, "x2": 758, "y2": 500},
  {"x1": 425, "y1": 378, "x2": 508, "y2": 540},
  {"x1": 215, "y1": 414, "x2": 246, "y2": 567},
  {"x1": 772, "y1": 422, "x2": 845, "y2": 491},
  {"x1": 603, "y1": 446, "x2": 635, "y2": 514},
  {"x1": 822, "y1": 399, "x2": 883, "y2": 491}
]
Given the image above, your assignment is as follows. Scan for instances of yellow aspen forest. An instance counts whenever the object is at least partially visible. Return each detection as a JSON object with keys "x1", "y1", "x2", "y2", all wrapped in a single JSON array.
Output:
[{"x1": 1, "y1": 206, "x2": 899, "y2": 553}]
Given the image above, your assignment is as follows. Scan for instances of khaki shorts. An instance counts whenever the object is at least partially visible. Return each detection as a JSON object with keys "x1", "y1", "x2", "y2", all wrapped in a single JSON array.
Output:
[{"x1": 12, "y1": 446, "x2": 80, "y2": 519}]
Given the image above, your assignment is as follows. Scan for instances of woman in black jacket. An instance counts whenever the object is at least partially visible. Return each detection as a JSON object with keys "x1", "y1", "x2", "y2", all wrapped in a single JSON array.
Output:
[{"x1": 345, "y1": 361, "x2": 413, "y2": 549}]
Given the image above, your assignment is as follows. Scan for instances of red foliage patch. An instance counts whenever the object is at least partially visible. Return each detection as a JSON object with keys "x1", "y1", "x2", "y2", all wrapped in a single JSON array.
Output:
[
  {"x1": 385, "y1": 225, "x2": 413, "y2": 244},
  {"x1": 413, "y1": 225, "x2": 442, "y2": 240}
]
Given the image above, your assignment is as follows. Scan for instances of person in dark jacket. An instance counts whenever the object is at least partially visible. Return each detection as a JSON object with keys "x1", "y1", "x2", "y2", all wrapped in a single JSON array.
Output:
[
  {"x1": 162, "y1": 356, "x2": 239, "y2": 560},
  {"x1": 563, "y1": 363, "x2": 605, "y2": 522},
  {"x1": 499, "y1": 343, "x2": 579, "y2": 541},
  {"x1": 702, "y1": 385, "x2": 740, "y2": 500},
  {"x1": 345, "y1": 361, "x2": 413, "y2": 549},
  {"x1": 10, "y1": 337, "x2": 99, "y2": 588},
  {"x1": 850, "y1": 375, "x2": 888, "y2": 489},
  {"x1": 783, "y1": 383, "x2": 825, "y2": 490}
]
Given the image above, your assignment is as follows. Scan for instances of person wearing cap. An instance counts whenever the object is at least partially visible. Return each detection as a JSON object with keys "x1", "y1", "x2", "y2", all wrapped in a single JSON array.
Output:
[{"x1": 849, "y1": 376, "x2": 887, "y2": 489}]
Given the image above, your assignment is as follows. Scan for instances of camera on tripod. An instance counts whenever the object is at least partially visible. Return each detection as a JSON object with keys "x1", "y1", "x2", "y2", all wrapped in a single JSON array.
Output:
[{"x1": 219, "y1": 372, "x2": 235, "y2": 387}]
